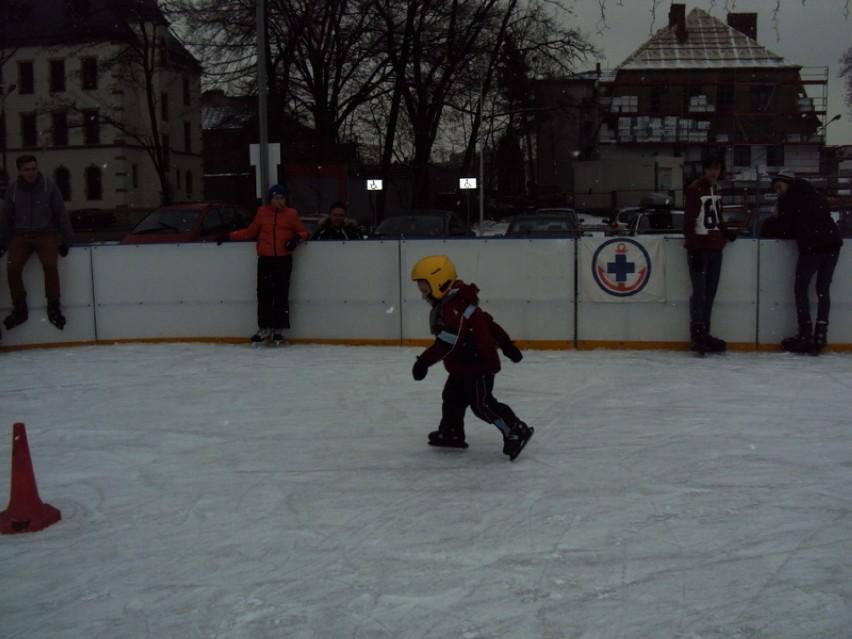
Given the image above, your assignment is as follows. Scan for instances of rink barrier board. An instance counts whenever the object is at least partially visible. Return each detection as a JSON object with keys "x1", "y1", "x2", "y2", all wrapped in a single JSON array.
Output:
[{"x1": 0, "y1": 237, "x2": 849, "y2": 351}]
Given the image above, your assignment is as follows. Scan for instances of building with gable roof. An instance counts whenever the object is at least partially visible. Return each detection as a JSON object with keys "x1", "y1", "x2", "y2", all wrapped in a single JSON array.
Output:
[
  {"x1": 598, "y1": 4, "x2": 827, "y2": 183},
  {"x1": 534, "y1": 4, "x2": 832, "y2": 211},
  {"x1": 0, "y1": 0, "x2": 203, "y2": 211}
]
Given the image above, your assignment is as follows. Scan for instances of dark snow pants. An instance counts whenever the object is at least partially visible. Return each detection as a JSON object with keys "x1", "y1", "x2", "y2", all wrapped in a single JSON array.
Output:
[
  {"x1": 256, "y1": 255, "x2": 293, "y2": 329},
  {"x1": 439, "y1": 373, "x2": 519, "y2": 438}
]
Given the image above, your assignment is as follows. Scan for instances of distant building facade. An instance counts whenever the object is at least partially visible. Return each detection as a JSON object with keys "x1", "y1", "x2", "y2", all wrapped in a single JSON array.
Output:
[{"x1": 0, "y1": 0, "x2": 203, "y2": 210}]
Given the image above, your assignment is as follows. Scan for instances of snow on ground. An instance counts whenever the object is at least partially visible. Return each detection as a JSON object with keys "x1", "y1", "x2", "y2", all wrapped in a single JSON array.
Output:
[{"x1": 1, "y1": 343, "x2": 850, "y2": 638}]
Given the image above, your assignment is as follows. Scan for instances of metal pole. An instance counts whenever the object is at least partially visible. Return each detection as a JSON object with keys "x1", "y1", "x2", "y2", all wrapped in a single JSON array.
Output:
[{"x1": 257, "y1": 0, "x2": 270, "y2": 201}]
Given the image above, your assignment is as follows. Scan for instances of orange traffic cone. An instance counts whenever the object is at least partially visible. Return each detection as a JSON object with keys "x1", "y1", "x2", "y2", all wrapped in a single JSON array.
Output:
[{"x1": 0, "y1": 423, "x2": 61, "y2": 534}]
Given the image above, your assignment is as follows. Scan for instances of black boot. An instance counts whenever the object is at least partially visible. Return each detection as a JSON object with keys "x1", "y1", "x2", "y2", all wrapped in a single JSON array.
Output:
[
  {"x1": 47, "y1": 300, "x2": 66, "y2": 330},
  {"x1": 3, "y1": 305, "x2": 28, "y2": 330},
  {"x1": 781, "y1": 321, "x2": 812, "y2": 353},
  {"x1": 690, "y1": 322, "x2": 706, "y2": 356},
  {"x1": 704, "y1": 325, "x2": 727, "y2": 353},
  {"x1": 428, "y1": 429, "x2": 468, "y2": 448},
  {"x1": 810, "y1": 321, "x2": 828, "y2": 356}
]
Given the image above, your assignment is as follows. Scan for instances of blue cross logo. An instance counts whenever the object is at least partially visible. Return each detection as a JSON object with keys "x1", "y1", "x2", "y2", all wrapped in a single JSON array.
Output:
[{"x1": 607, "y1": 253, "x2": 635, "y2": 282}]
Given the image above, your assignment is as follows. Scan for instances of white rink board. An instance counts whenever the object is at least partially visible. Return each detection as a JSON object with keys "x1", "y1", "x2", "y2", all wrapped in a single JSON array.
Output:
[{"x1": 0, "y1": 237, "x2": 849, "y2": 348}]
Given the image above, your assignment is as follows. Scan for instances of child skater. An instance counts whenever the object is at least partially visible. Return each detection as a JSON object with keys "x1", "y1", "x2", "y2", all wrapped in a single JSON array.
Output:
[{"x1": 410, "y1": 255, "x2": 533, "y2": 460}]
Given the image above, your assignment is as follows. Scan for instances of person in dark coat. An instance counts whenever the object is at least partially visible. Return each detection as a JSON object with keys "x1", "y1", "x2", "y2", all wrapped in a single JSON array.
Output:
[
  {"x1": 311, "y1": 202, "x2": 361, "y2": 241},
  {"x1": 683, "y1": 154, "x2": 737, "y2": 355},
  {"x1": 0, "y1": 154, "x2": 75, "y2": 331},
  {"x1": 409, "y1": 255, "x2": 532, "y2": 460},
  {"x1": 771, "y1": 169, "x2": 843, "y2": 355}
]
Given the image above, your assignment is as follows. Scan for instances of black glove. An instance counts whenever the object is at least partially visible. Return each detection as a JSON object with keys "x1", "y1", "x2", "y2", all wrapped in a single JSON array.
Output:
[
  {"x1": 58, "y1": 243, "x2": 69, "y2": 257},
  {"x1": 216, "y1": 233, "x2": 229, "y2": 246},
  {"x1": 0, "y1": 246, "x2": 5, "y2": 258},
  {"x1": 687, "y1": 250, "x2": 703, "y2": 271},
  {"x1": 724, "y1": 229, "x2": 738, "y2": 243},
  {"x1": 285, "y1": 236, "x2": 301, "y2": 251},
  {"x1": 501, "y1": 341, "x2": 523, "y2": 363},
  {"x1": 412, "y1": 358, "x2": 428, "y2": 381}
]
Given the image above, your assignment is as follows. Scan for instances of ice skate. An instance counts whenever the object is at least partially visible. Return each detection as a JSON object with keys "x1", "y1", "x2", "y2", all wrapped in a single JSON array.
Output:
[
  {"x1": 810, "y1": 321, "x2": 828, "y2": 356},
  {"x1": 781, "y1": 321, "x2": 813, "y2": 354},
  {"x1": 3, "y1": 305, "x2": 28, "y2": 330},
  {"x1": 689, "y1": 322, "x2": 706, "y2": 357},
  {"x1": 251, "y1": 327, "x2": 272, "y2": 344},
  {"x1": 428, "y1": 429, "x2": 469, "y2": 449},
  {"x1": 47, "y1": 301, "x2": 65, "y2": 330},
  {"x1": 503, "y1": 422, "x2": 534, "y2": 461},
  {"x1": 271, "y1": 329, "x2": 286, "y2": 345},
  {"x1": 704, "y1": 334, "x2": 727, "y2": 353}
]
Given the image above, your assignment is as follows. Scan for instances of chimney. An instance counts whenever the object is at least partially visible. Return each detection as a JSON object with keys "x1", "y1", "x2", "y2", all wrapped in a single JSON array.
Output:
[
  {"x1": 728, "y1": 13, "x2": 758, "y2": 41},
  {"x1": 668, "y1": 4, "x2": 687, "y2": 44}
]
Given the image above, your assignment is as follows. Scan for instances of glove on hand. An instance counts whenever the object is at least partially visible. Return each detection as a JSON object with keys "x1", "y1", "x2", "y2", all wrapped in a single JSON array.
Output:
[
  {"x1": 285, "y1": 236, "x2": 301, "y2": 251},
  {"x1": 501, "y1": 341, "x2": 523, "y2": 363},
  {"x1": 216, "y1": 233, "x2": 229, "y2": 246},
  {"x1": 724, "y1": 229, "x2": 738, "y2": 243},
  {"x1": 687, "y1": 250, "x2": 703, "y2": 271},
  {"x1": 58, "y1": 243, "x2": 69, "y2": 257},
  {"x1": 412, "y1": 358, "x2": 428, "y2": 381},
  {"x1": 0, "y1": 246, "x2": 5, "y2": 258}
]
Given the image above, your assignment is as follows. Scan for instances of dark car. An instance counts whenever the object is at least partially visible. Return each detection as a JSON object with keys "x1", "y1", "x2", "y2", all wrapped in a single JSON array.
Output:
[
  {"x1": 120, "y1": 202, "x2": 252, "y2": 244},
  {"x1": 504, "y1": 211, "x2": 581, "y2": 238},
  {"x1": 627, "y1": 209, "x2": 684, "y2": 235},
  {"x1": 370, "y1": 209, "x2": 474, "y2": 238}
]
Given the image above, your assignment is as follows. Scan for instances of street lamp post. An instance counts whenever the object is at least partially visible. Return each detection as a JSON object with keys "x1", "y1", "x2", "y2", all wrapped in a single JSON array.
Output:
[{"x1": 818, "y1": 113, "x2": 841, "y2": 140}]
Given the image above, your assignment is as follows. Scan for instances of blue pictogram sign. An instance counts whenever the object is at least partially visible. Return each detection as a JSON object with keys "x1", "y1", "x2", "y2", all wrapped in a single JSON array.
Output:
[{"x1": 591, "y1": 239, "x2": 653, "y2": 297}]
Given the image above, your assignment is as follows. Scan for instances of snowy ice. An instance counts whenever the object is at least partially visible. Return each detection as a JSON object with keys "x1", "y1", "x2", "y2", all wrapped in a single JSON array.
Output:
[{"x1": 0, "y1": 343, "x2": 850, "y2": 638}]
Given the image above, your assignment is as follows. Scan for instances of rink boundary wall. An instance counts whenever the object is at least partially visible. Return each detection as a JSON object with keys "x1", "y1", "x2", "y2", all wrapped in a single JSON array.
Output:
[{"x1": 0, "y1": 237, "x2": 849, "y2": 352}]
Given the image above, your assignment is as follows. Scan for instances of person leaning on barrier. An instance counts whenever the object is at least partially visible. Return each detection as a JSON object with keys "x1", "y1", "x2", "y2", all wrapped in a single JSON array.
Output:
[
  {"x1": 0, "y1": 154, "x2": 75, "y2": 331},
  {"x1": 683, "y1": 154, "x2": 737, "y2": 356},
  {"x1": 771, "y1": 169, "x2": 843, "y2": 355},
  {"x1": 311, "y1": 201, "x2": 361, "y2": 240}
]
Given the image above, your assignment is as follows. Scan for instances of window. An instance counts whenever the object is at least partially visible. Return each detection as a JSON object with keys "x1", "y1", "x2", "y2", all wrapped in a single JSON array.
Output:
[
  {"x1": 650, "y1": 86, "x2": 668, "y2": 113},
  {"x1": 717, "y1": 82, "x2": 735, "y2": 113},
  {"x1": 733, "y1": 145, "x2": 751, "y2": 167},
  {"x1": 185, "y1": 170, "x2": 193, "y2": 195},
  {"x1": 21, "y1": 113, "x2": 37, "y2": 147},
  {"x1": 160, "y1": 92, "x2": 169, "y2": 122},
  {"x1": 183, "y1": 121, "x2": 191, "y2": 152},
  {"x1": 52, "y1": 112, "x2": 68, "y2": 146},
  {"x1": 18, "y1": 61, "x2": 34, "y2": 94},
  {"x1": 175, "y1": 168, "x2": 181, "y2": 190},
  {"x1": 182, "y1": 76, "x2": 191, "y2": 106},
  {"x1": 161, "y1": 135, "x2": 170, "y2": 171},
  {"x1": 749, "y1": 85, "x2": 771, "y2": 112},
  {"x1": 81, "y1": 58, "x2": 98, "y2": 90},
  {"x1": 766, "y1": 145, "x2": 784, "y2": 167},
  {"x1": 54, "y1": 167, "x2": 71, "y2": 201},
  {"x1": 132, "y1": 164, "x2": 139, "y2": 189},
  {"x1": 49, "y1": 60, "x2": 66, "y2": 92},
  {"x1": 83, "y1": 110, "x2": 100, "y2": 144},
  {"x1": 85, "y1": 165, "x2": 102, "y2": 200}
]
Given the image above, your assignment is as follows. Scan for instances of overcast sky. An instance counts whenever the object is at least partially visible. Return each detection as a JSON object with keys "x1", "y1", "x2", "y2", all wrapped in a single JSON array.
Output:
[{"x1": 566, "y1": 0, "x2": 852, "y2": 146}]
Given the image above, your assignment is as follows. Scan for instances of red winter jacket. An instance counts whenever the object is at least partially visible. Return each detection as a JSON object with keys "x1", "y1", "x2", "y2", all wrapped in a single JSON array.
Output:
[
  {"x1": 230, "y1": 204, "x2": 309, "y2": 256},
  {"x1": 417, "y1": 280, "x2": 502, "y2": 375},
  {"x1": 683, "y1": 178, "x2": 730, "y2": 252}
]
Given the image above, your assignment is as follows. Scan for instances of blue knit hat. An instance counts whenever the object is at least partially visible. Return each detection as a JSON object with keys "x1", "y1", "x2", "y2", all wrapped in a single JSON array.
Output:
[{"x1": 268, "y1": 184, "x2": 288, "y2": 200}]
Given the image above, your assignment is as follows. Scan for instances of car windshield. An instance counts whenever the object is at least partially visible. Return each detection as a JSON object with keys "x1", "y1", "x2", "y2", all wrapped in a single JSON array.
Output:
[
  {"x1": 374, "y1": 215, "x2": 443, "y2": 236},
  {"x1": 636, "y1": 211, "x2": 683, "y2": 232},
  {"x1": 132, "y1": 209, "x2": 201, "y2": 234}
]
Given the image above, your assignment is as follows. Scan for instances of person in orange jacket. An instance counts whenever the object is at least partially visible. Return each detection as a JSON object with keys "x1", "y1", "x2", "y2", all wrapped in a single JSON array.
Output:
[{"x1": 229, "y1": 184, "x2": 309, "y2": 343}]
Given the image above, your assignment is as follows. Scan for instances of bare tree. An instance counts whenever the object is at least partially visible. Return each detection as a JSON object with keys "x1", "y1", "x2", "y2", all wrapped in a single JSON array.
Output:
[{"x1": 841, "y1": 47, "x2": 852, "y2": 117}]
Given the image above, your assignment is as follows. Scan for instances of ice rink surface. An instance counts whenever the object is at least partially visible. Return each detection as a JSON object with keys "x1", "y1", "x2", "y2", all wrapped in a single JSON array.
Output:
[{"x1": 1, "y1": 343, "x2": 850, "y2": 638}]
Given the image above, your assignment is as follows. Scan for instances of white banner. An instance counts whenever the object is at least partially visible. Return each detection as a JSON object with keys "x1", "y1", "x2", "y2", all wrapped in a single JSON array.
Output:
[{"x1": 579, "y1": 237, "x2": 667, "y2": 302}]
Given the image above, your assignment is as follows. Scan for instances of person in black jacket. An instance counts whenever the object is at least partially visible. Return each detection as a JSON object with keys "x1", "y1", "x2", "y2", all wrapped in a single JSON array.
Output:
[
  {"x1": 311, "y1": 202, "x2": 361, "y2": 241},
  {"x1": 771, "y1": 169, "x2": 843, "y2": 355}
]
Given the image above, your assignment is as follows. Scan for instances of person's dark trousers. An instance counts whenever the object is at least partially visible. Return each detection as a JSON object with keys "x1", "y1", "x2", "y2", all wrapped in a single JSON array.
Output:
[
  {"x1": 688, "y1": 250, "x2": 723, "y2": 326},
  {"x1": 794, "y1": 251, "x2": 840, "y2": 325},
  {"x1": 256, "y1": 255, "x2": 293, "y2": 329},
  {"x1": 440, "y1": 373, "x2": 519, "y2": 437},
  {"x1": 7, "y1": 234, "x2": 61, "y2": 306}
]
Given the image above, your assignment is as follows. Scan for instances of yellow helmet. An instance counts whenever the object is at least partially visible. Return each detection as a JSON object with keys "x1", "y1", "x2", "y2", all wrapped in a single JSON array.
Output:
[{"x1": 411, "y1": 255, "x2": 457, "y2": 299}]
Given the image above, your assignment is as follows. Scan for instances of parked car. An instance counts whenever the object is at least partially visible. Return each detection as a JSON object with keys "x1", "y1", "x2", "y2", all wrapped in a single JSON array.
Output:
[
  {"x1": 120, "y1": 203, "x2": 252, "y2": 244},
  {"x1": 503, "y1": 211, "x2": 581, "y2": 238},
  {"x1": 370, "y1": 209, "x2": 474, "y2": 238},
  {"x1": 626, "y1": 209, "x2": 684, "y2": 235},
  {"x1": 69, "y1": 208, "x2": 117, "y2": 230},
  {"x1": 605, "y1": 207, "x2": 641, "y2": 235},
  {"x1": 721, "y1": 205, "x2": 749, "y2": 230}
]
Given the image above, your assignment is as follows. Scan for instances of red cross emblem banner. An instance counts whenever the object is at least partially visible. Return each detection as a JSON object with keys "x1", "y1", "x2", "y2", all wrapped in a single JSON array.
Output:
[{"x1": 579, "y1": 237, "x2": 667, "y2": 303}]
